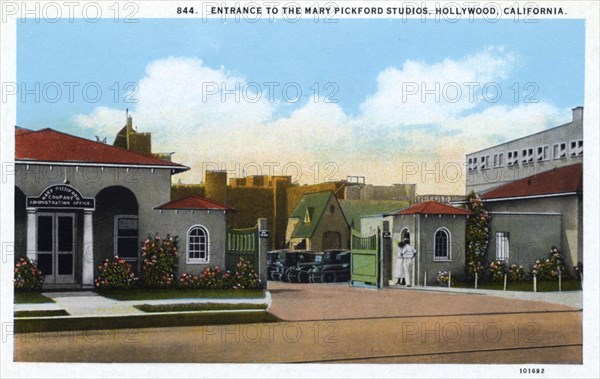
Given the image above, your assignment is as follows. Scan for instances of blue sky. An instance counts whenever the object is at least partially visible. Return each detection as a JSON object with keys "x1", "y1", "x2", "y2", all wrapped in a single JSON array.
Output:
[{"x1": 16, "y1": 18, "x2": 585, "y2": 193}]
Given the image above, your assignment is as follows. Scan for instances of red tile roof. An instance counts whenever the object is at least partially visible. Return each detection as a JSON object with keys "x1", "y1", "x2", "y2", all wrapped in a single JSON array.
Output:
[
  {"x1": 155, "y1": 195, "x2": 234, "y2": 211},
  {"x1": 15, "y1": 127, "x2": 188, "y2": 172},
  {"x1": 390, "y1": 200, "x2": 472, "y2": 216},
  {"x1": 481, "y1": 163, "x2": 582, "y2": 200},
  {"x1": 15, "y1": 127, "x2": 33, "y2": 136}
]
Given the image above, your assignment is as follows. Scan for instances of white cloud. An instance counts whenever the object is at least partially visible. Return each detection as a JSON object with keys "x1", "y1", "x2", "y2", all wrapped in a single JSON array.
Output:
[
  {"x1": 359, "y1": 47, "x2": 516, "y2": 126},
  {"x1": 73, "y1": 106, "x2": 126, "y2": 136},
  {"x1": 73, "y1": 50, "x2": 569, "y2": 195}
]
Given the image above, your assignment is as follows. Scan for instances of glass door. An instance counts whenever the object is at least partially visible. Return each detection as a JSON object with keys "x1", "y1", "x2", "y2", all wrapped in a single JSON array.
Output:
[
  {"x1": 36, "y1": 213, "x2": 55, "y2": 283},
  {"x1": 37, "y1": 213, "x2": 75, "y2": 284},
  {"x1": 56, "y1": 214, "x2": 75, "y2": 283}
]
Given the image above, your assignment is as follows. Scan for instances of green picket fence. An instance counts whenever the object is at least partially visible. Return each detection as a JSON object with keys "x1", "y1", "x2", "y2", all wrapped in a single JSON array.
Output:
[
  {"x1": 350, "y1": 228, "x2": 380, "y2": 288},
  {"x1": 225, "y1": 226, "x2": 259, "y2": 272}
]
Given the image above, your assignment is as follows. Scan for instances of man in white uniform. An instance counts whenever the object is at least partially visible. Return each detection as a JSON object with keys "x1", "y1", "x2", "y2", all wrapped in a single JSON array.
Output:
[
  {"x1": 401, "y1": 238, "x2": 416, "y2": 287},
  {"x1": 394, "y1": 241, "x2": 405, "y2": 285}
]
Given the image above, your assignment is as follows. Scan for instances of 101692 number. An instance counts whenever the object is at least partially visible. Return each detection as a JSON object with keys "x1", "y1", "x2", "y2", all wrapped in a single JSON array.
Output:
[{"x1": 519, "y1": 368, "x2": 545, "y2": 374}]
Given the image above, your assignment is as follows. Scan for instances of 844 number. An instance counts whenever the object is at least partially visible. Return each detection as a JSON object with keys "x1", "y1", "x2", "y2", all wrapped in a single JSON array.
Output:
[{"x1": 177, "y1": 7, "x2": 194, "y2": 14}]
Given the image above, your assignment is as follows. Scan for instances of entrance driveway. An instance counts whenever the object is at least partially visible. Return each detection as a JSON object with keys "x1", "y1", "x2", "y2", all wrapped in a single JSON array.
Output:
[
  {"x1": 14, "y1": 282, "x2": 582, "y2": 363},
  {"x1": 267, "y1": 281, "x2": 581, "y2": 321}
]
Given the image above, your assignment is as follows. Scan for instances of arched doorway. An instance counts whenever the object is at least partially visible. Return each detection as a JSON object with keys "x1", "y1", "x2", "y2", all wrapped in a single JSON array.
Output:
[{"x1": 94, "y1": 186, "x2": 139, "y2": 274}]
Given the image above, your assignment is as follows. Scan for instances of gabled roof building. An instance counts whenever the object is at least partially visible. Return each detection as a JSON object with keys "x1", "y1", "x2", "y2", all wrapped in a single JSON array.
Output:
[
  {"x1": 479, "y1": 163, "x2": 583, "y2": 269},
  {"x1": 361, "y1": 200, "x2": 472, "y2": 285},
  {"x1": 285, "y1": 191, "x2": 350, "y2": 251},
  {"x1": 461, "y1": 107, "x2": 584, "y2": 271},
  {"x1": 14, "y1": 118, "x2": 234, "y2": 288}
]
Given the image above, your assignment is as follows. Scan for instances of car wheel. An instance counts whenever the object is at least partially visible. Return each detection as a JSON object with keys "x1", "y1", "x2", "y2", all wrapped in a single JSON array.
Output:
[
  {"x1": 286, "y1": 271, "x2": 297, "y2": 283},
  {"x1": 298, "y1": 271, "x2": 309, "y2": 283},
  {"x1": 321, "y1": 272, "x2": 337, "y2": 283}
]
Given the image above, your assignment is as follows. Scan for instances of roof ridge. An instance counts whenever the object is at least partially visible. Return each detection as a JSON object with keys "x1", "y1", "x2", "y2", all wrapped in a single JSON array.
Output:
[
  {"x1": 185, "y1": 194, "x2": 233, "y2": 209},
  {"x1": 155, "y1": 195, "x2": 234, "y2": 210},
  {"x1": 481, "y1": 162, "x2": 582, "y2": 200},
  {"x1": 42, "y1": 128, "x2": 181, "y2": 165},
  {"x1": 16, "y1": 127, "x2": 188, "y2": 170},
  {"x1": 392, "y1": 199, "x2": 472, "y2": 215}
]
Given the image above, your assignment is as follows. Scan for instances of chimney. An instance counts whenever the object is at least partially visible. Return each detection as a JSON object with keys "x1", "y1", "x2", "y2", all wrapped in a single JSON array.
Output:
[{"x1": 572, "y1": 106, "x2": 583, "y2": 122}]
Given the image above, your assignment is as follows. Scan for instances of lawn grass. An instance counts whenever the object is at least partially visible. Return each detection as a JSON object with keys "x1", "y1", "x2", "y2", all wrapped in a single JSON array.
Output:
[
  {"x1": 14, "y1": 292, "x2": 55, "y2": 304},
  {"x1": 15, "y1": 311, "x2": 281, "y2": 334},
  {"x1": 14, "y1": 310, "x2": 69, "y2": 318},
  {"x1": 135, "y1": 303, "x2": 268, "y2": 313},
  {"x1": 452, "y1": 278, "x2": 582, "y2": 292},
  {"x1": 97, "y1": 288, "x2": 265, "y2": 301}
]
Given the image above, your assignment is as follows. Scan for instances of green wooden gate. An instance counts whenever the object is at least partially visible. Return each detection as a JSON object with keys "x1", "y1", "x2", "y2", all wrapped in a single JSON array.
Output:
[
  {"x1": 350, "y1": 228, "x2": 380, "y2": 288},
  {"x1": 225, "y1": 226, "x2": 259, "y2": 272}
]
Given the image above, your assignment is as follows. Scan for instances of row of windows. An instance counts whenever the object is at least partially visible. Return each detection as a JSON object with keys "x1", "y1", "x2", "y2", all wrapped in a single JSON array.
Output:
[
  {"x1": 468, "y1": 139, "x2": 583, "y2": 171},
  {"x1": 134, "y1": 225, "x2": 511, "y2": 265},
  {"x1": 122, "y1": 225, "x2": 515, "y2": 265}
]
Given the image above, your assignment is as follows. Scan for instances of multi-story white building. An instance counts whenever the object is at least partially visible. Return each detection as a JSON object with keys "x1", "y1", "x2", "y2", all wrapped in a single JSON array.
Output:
[{"x1": 466, "y1": 106, "x2": 583, "y2": 194}]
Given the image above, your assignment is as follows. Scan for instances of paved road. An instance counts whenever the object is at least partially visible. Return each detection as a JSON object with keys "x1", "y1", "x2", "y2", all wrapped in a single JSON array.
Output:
[
  {"x1": 267, "y1": 282, "x2": 580, "y2": 321},
  {"x1": 14, "y1": 283, "x2": 582, "y2": 363}
]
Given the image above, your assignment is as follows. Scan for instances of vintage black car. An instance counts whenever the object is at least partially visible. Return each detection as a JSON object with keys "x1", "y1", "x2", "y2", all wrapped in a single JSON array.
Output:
[
  {"x1": 270, "y1": 250, "x2": 317, "y2": 281},
  {"x1": 266, "y1": 249, "x2": 288, "y2": 281},
  {"x1": 308, "y1": 250, "x2": 351, "y2": 283},
  {"x1": 284, "y1": 252, "x2": 323, "y2": 283}
]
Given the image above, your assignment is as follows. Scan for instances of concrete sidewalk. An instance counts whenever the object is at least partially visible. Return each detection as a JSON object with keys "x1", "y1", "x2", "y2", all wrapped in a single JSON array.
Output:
[
  {"x1": 14, "y1": 291, "x2": 272, "y2": 318},
  {"x1": 393, "y1": 284, "x2": 583, "y2": 309}
]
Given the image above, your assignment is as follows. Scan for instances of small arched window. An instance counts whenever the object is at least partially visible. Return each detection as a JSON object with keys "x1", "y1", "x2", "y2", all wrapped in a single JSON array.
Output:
[
  {"x1": 434, "y1": 228, "x2": 451, "y2": 261},
  {"x1": 187, "y1": 225, "x2": 209, "y2": 263}
]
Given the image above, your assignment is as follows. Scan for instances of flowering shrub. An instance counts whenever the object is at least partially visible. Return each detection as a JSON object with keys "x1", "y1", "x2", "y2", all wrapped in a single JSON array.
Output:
[
  {"x1": 464, "y1": 192, "x2": 490, "y2": 279},
  {"x1": 179, "y1": 258, "x2": 261, "y2": 290},
  {"x1": 232, "y1": 258, "x2": 261, "y2": 289},
  {"x1": 199, "y1": 266, "x2": 233, "y2": 289},
  {"x1": 488, "y1": 260, "x2": 506, "y2": 282},
  {"x1": 530, "y1": 246, "x2": 570, "y2": 281},
  {"x1": 177, "y1": 273, "x2": 201, "y2": 289},
  {"x1": 141, "y1": 234, "x2": 179, "y2": 288},
  {"x1": 95, "y1": 256, "x2": 138, "y2": 289},
  {"x1": 14, "y1": 258, "x2": 44, "y2": 291},
  {"x1": 507, "y1": 263, "x2": 525, "y2": 282},
  {"x1": 436, "y1": 271, "x2": 456, "y2": 287},
  {"x1": 466, "y1": 260, "x2": 485, "y2": 279}
]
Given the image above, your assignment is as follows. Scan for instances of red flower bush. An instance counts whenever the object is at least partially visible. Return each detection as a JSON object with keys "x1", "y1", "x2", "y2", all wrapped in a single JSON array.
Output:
[
  {"x1": 464, "y1": 192, "x2": 491, "y2": 280},
  {"x1": 14, "y1": 257, "x2": 44, "y2": 291},
  {"x1": 488, "y1": 260, "x2": 506, "y2": 282},
  {"x1": 177, "y1": 273, "x2": 201, "y2": 289},
  {"x1": 232, "y1": 258, "x2": 261, "y2": 289},
  {"x1": 198, "y1": 266, "x2": 233, "y2": 289},
  {"x1": 95, "y1": 256, "x2": 138, "y2": 289},
  {"x1": 178, "y1": 258, "x2": 261, "y2": 290},
  {"x1": 507, "y1": 263, "x2": 525, "y2": 282},
  {"x1": 530, "y1": 246, "x2": 570, "y2": 281},
  {"x1": 141, "y1": 234, "x2": 179, "y2": 288}
]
